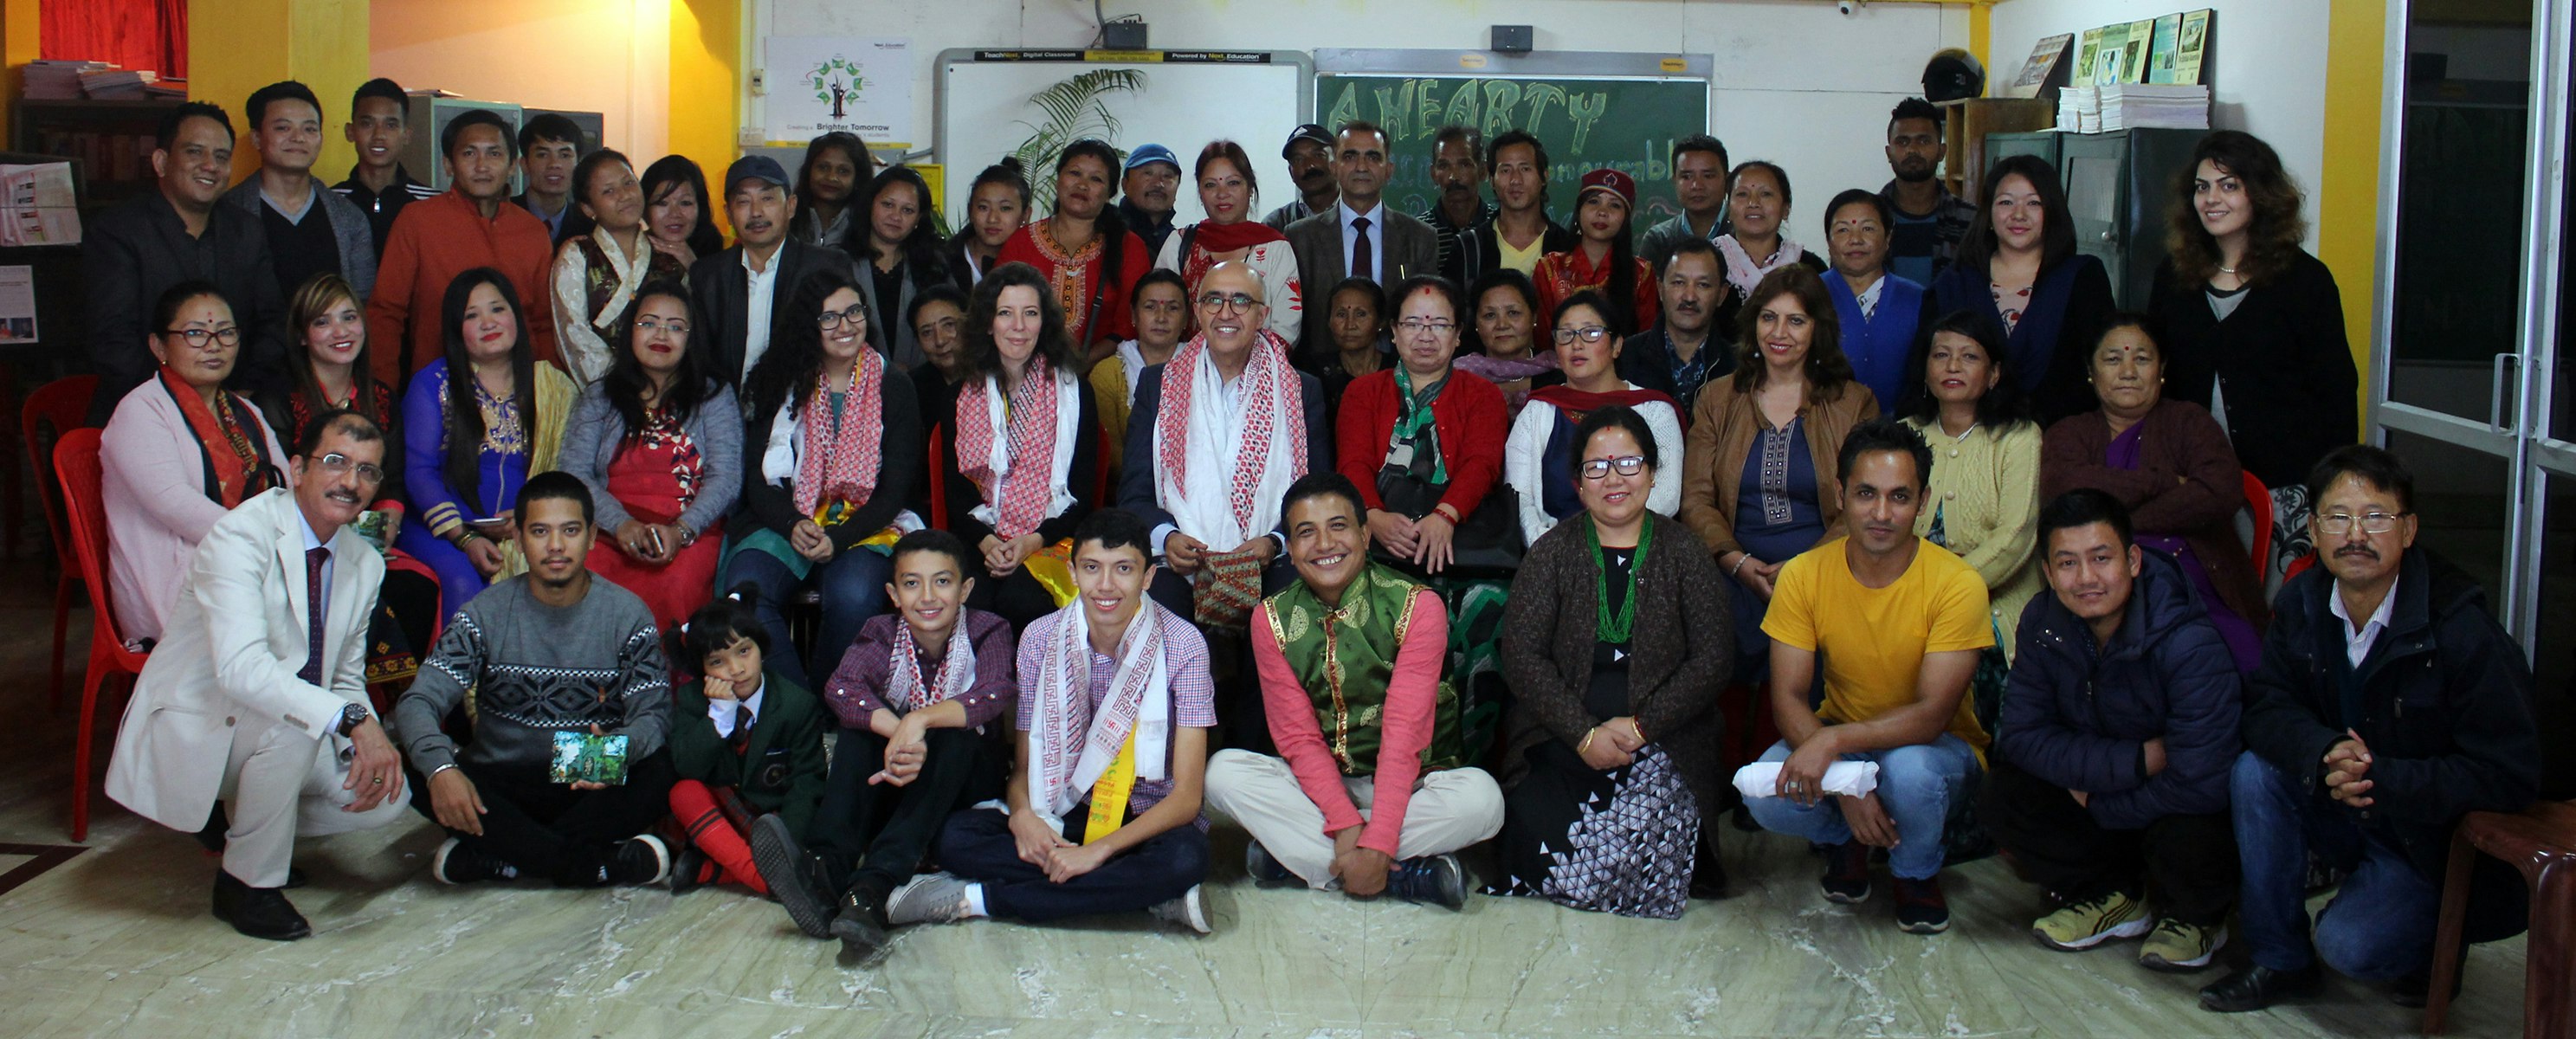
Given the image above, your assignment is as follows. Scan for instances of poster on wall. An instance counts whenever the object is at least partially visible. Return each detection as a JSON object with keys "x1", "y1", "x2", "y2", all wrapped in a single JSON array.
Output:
[{"x1": 765, "y1": 36, "x2": 914, "y2": 145}]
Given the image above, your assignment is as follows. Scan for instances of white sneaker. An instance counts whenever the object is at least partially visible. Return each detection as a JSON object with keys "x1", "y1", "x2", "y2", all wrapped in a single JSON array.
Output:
[
  {"x1": 1151, "y1": 884, "x2": 1211, "y2": 934},
  {"x1": 885, "y1": 871, "x2": 975, "y2": 926}
]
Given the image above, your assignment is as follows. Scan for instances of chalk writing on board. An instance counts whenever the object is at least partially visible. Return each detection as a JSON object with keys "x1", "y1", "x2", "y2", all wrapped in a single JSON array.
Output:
[{"x1": 1320, "y1": 75, "x2": 1709, "y2": 225}]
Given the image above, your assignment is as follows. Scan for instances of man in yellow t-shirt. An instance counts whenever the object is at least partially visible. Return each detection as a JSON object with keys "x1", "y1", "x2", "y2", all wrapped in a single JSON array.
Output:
[{"x1": 1747, "y1": 419, "x2": 1992, "y2": 935}]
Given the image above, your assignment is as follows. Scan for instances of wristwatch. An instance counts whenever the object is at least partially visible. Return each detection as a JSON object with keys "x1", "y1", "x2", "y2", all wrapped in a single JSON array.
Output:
[{"x1": 336, "y1": 703, "x2": 371, "y2": 737}]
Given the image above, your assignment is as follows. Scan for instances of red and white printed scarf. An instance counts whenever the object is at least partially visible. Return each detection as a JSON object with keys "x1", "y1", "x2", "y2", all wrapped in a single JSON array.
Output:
[
  {"x1": 1152, "y1": 328, "x2": 1307, "y2": 552},
  {"x1": 786, "y1": 349, "x2": 887, "y2": 519},
  {"x1": 1024, "y1": 603, "x2": 1173, "y2": 821},
  {"x1": 886, "y1": 616, "x2": 977, "y2": 713},
  {"x1": 953, "y1": 356, "x2": 1080, "y2": 539}
]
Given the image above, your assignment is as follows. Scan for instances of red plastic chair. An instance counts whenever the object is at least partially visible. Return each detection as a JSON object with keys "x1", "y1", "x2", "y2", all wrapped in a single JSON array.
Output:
[
  {"x1": 54, "y1": 428, "x2": 151, "y2": 842},
  {"x1": 2242, "y1": 469, "x2": 2273, "y2": 574},
  {"x1": 22, "y1": 376, "x2": 99, "y2": 712},
  {"x1": 926, "y1": 424, "x2": 949, "y2": 531}
]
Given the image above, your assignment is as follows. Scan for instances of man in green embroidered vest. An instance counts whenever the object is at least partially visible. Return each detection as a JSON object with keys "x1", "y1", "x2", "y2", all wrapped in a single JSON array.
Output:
[{"x1": 1204, "y1": 473, "x2": 1503, "y2": 908}]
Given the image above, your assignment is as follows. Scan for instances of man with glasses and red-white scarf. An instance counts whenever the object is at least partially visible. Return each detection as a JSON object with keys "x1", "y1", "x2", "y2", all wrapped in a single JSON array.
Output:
[
  {"x1": 105, "y1": 410, "x2": 410, "y2": 941},
  {"x1": 1116, "y1": 261, "x2": 1331, "y2": 629}
]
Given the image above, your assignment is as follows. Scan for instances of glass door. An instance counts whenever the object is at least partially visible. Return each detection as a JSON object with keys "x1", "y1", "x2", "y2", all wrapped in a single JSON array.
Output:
[{"x1": 2373, "y1": 0, "x2": 2567, "y2": 686}]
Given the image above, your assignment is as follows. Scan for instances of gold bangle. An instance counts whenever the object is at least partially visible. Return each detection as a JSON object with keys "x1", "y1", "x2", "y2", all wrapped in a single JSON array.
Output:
[{"x1": 1578, "y1": 728, "x2": 1597, "y2": 754}]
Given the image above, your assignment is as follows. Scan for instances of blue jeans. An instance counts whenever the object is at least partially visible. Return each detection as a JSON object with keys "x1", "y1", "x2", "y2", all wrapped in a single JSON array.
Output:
[
  {"x1": 1744, "y1": 733, "x2": 1979, "y2": 880},
  {"x1": 2231, "y1": 750, "x2": 2439, "y2": 979},
  {"x1": 723, "y1": 546, "x2": 892, "y2": 687}
]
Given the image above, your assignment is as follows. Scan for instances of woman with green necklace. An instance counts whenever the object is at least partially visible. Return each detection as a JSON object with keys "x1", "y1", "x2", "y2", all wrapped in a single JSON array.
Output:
[{"x1": 1493, "y1": 405, "x2": 1733, "y2": 918}]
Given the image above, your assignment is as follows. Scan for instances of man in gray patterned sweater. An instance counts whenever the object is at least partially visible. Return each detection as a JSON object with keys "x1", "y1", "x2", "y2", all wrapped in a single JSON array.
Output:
[{"x1": 397, "y1": 472, "x2": 676, "y2": 887}]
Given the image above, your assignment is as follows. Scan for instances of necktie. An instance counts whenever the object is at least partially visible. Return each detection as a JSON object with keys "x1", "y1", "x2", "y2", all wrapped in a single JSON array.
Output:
[
  {"x1": 730, "y1": 702, "x2": 752, "y2": 758},
  {"x1": 299, "y1": 546, "x2": 329, "y2": 686},
  {"x1": 1351, "y1": 215, "x2": 1373, "y2": 281}
]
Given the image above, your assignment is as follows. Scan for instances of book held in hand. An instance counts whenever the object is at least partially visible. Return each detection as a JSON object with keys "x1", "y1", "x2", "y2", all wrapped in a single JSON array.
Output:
[{"x1": 551, "y1": 731, "x2": 629, "y2": 785}]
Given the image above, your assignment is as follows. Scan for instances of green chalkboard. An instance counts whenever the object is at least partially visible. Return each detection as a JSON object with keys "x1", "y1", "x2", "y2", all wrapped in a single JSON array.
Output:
[{"x1": 1316, "y1": 74, "x2": 1711, "y2": 227}]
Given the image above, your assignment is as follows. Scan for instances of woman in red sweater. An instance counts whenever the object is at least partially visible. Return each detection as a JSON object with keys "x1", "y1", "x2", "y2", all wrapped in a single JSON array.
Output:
[{"x1": 1335, "y1": 274, "x2": 1508, "y2": 575}]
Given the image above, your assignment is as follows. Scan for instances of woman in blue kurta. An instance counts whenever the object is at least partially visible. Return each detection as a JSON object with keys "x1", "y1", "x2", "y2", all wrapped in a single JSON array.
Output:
[
  {"x1": 1817, "y1": 189, "x2": 1927, "y2": 413},
  {"x1": 397, "y1": 268, "x2": 577, "y2": 614},
  {"x1": 1927, "y1": 155, "x2": 2113, "y2": 426}
]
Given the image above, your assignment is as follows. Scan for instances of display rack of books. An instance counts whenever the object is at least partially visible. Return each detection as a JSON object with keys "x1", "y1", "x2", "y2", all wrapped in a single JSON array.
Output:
[
  {"x1": 9, "y1": 98, "x2": 182, "y2": 215},
  {"x1": 1937, "y1": 98, "x2": 2057, "y2": 204}
]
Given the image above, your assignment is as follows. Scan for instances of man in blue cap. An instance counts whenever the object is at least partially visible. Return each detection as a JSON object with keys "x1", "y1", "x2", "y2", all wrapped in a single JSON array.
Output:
[
  {"x1": 688, "y1": 153, "x2": 860, "y2": 386},
  {"x1": 1118, "y1": 142, "x2": 1183, "y2": 258}
]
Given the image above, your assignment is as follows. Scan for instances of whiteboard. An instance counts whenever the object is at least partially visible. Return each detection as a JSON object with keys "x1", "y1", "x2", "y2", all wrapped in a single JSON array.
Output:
[{"x1": 934, "y1": 50, "x2": 1314, "y2": 232}]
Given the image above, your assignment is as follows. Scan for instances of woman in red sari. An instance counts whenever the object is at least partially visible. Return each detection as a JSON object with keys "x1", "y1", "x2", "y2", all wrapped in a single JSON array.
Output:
[
  {"x1": 999, "y1": 139, "x2": 1149, "y2": 365},
  {"x1": 559, "y1": 281, "x2": 742, "y2": 631}
]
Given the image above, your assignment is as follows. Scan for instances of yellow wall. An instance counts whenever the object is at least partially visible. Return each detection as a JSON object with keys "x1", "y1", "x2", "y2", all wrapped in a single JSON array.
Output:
[
  {"x1": 190, "y1": 0, "x2": 371, "y2": 181},
  {"x1": 669, "y1": 0, "x2": 741, "y2": 231},
  {"x1": 0, "y1": 0, "x2": 37, "y2": 144},
  {"x1": 2319, "y1": 0, "x2": 2386, "y2": 429}
]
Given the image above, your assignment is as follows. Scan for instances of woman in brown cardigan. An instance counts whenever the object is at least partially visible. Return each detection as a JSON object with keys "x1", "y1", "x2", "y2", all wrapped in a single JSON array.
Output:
[
  {"x1": 1679, "y1": 265, "x2": 1880, "y2": 684},
  {"x1": 1496, "y1": 406, "x2": 1733, "y2": 918},
  {"x1": 2040, "y1": 316, "x2": 2264, "y2": 671}
]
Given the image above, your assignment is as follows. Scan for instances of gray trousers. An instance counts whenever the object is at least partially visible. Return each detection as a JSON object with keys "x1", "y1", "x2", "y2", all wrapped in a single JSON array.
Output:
[
  {"x1": 1204, "y1": 748, "x2": 1504, "y2": 890},
  {"x1": 216, "y1": 715, "x2": 408, "y2": 887}
]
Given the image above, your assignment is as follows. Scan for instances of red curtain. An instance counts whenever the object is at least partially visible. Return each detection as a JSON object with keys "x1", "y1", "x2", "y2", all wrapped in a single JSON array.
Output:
[{"x1": 41, "y1": 0, "x2": 190, "y2": 80}]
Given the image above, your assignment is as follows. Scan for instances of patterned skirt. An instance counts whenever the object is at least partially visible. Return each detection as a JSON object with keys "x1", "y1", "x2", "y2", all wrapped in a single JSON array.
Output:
[{"x1": 1488, "y1": 741, "x2": 1701, "y2": 920}]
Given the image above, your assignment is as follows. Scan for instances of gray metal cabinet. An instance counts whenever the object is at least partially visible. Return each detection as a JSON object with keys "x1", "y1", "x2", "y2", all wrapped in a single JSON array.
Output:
[{"x1": 2056, "y1": 128, "x2": 2205, "y2": 309}]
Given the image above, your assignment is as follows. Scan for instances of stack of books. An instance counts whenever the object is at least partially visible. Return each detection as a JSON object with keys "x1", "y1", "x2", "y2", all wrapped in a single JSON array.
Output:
[
  {"x1": 22, "y1": 61, "x2": 107, "y2": 100},
  {"x1": 78, "y1": 68, "x2": 159, "y2": 100},
  {"x1": 144, "y1": 79, "x2": 186, "y2": 100},
  {"x1": 2098, "y1": 84, "x2": 2211, "y2": 130},
  {"x1": 2056, "y1": 84, "x2": 2210, "y2": 132}
]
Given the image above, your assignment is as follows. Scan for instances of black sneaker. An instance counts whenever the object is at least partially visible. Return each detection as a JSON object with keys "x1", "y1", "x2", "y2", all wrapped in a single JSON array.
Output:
[
  {"x1": 1892, "y1": 875, "x2": 1950, "y2": 934},
  {"x1": 431, "y1": 836, "x2": 520, "y2": 884},
  {"x1": 607, "y1": 835, "x2": 671, "y2": 887},
  {"x1": 750, "y1": 815, "x2": 835, "y2": 939},
  {"x1": 2198, "y1": 964, "x2": 2321, "y2": 1013},
  {"x1": 668, "y1": 844, "x2": 709, "y2": 895},
  {"x1": 1821, "y1": 841, "x2": 1872, "y2": 904},
  {"x1": 211, "y1": 870, "x2": 312, "y2": 941},
  {"x1": 1387, "y1": 854, "x2": 1467, "y2": 910},
  {"x1": 829, "y1": 881, "x2": 891, "y2": 959},
  {"x1": 1243, "y1": 841, "x2": 1295, "y2": 887}
]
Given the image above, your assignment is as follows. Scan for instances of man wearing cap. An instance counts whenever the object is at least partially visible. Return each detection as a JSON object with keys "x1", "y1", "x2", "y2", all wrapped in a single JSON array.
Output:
[
  {"x1": 1262, "y1": 124, "x2": 1338, "y2": 232},
  {"x1": 690, "y1": 154, "x2": 861, "y2": 387},
  {"x1": 1285, "y1": 121, "x2": 1439, "y2": 368},
  {"x1": 1117, "y1": 143, "x2": 1184, "y2": 259},
  {"x1": 1420, "y1": 125, "x2": 1496, "y2": 287},
  {"x1": 367, "y1": 107, "x2": 559, "y2": 383}
]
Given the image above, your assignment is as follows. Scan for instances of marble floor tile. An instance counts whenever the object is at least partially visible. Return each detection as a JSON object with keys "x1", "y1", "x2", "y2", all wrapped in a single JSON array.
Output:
[{"x1": 0, "y1": 560, "x2": 2536, "y2": 1038}]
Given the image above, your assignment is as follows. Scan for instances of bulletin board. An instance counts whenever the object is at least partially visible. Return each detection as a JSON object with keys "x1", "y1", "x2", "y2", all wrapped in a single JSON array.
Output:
[{"x1": 933, "y1": 49, "x2": 1314, "y2": 231}]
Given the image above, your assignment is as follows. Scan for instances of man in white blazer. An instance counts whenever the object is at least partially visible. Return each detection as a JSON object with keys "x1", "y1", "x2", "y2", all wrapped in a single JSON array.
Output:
[{"x1": 106, "y1": 409, "x2": 410, "y2": 940}]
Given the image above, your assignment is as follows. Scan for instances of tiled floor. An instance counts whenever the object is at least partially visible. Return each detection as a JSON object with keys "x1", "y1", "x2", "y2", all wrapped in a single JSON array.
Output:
[{"x1": 0, "y1": 557, "x2": 2534, "y2": 1036}]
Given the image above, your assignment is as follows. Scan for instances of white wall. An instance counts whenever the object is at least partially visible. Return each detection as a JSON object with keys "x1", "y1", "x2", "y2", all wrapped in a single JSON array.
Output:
[
  {"x1": 1988, "y1": 0, "x2": 2332, "y2": 245},
  {"x1": 370, "y1": 0, "x2": 672, "y2": 161},
  {"x1": 758, "y1": 0, "x2": 1971, "y2": 229}
]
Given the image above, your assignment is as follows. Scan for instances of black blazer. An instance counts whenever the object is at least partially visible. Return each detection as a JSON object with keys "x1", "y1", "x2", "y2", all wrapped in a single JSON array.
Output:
[
  {"x1": 1284, "y1": 206, "x2": 1440, "y2": 365},
  {"x1": 937, "y1": 374, "x2": 1102, "y2": 551},
  {"x1": 737, "y1": 364, "x2": 924, "y2": 554},
  {"x1": 82, "y1": 192, "x2": 294, "y2": 423},
  {"x1": 1116, "y1": 364, "x2": 1332, "y2": 545},
  {"x1": 689, "y1": 240, "x2": 857, "y2": 388},
  {"x1": 2147, "y1": 249, "x2": 2357, "y2": 488}
]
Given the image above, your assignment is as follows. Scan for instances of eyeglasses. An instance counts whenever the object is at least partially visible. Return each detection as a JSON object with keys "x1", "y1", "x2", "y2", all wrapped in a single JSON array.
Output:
[
  {"x1": 309, "y1": 451, "x2": 385, "y2": 487},
  {"x1": 1553, "y1": 326, "x2": 1613, "y2": 345},
  {"x1": 635, "y1": 317, "x2": 690, "y2": 338},
  {"x1": 163, "y1": 326, "x2": 242, "y2": 348},
  {"x1": 2318, "y1": 511, "x2": 2409, "y2": 535},
  {"x1": 1579, "y1": 455, "x2": 1648, "y2": 480},
  {"x1": 817, "y1": 305, "x2": 868, "y2": 331},
  {"x1": 1395, "y1": 318, "x2": 1456, "y2": 336},
  {"x1": 1196, "y1": 292, "x2": 1260, "y2": 313}
]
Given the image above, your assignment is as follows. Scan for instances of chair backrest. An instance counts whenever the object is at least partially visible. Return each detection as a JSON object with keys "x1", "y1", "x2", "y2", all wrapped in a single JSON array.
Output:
[
  {"x1": 926, "y1": 423, "x2": 948, "y2": 531},
  {"x1": 52, "y1": 429, "x2": 137, "y2": 657},
  {"x1": 2240, "y1": 469, "x2": 2272, "y2": 573},
  {"x1": 22, "y1": 375, "x2": 99, "y2": 566}
]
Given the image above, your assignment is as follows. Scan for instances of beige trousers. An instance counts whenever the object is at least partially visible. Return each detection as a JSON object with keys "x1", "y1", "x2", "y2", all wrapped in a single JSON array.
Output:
[
  {"x1": 1204, "y1": 748, "x2": 1504, "y2": 890},
  {"x1": 216, "y1": 716, "x2": 409, "y2": 887}
]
